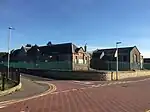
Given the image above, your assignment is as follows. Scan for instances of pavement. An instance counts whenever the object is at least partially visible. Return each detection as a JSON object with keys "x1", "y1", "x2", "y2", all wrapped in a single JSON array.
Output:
[
  {"x1": 0, "y1": 75, "x2": 150, "y2": 112},
  {"x1": 0, "y1": 75, "x2": 50, "y2": 102}
]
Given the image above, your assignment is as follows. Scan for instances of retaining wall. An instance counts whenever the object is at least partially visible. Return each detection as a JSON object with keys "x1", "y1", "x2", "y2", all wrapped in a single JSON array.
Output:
[
  {"x1": 109, "y1": 70, "x2": 150, "y2": 80},
  {"x1": 20, "y1": 68, "x2": 150, "y2": 81},
  {"x1": 20, "y1": 69, "x2": 107, "y2": 81}
]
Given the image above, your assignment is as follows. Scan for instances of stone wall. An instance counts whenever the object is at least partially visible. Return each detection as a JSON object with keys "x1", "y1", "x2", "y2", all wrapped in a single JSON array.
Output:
[
  {"x1": 20, "y1": 68, "x2": 150, "y2": 81},
  {"x1": 72, "y1": 63, "x2": 89, "y2": 70},
  {"x1": 108, "y1": 70, "x2": 150, "y2": 80},
  {"x1": 20, "y1": 69, "x2": 107, "y2": 81}
]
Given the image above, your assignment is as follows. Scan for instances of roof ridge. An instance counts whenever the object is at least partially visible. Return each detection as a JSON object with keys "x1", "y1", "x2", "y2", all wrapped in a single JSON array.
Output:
[
  {"x1": 97, "y1": 46, "x2": 135, "y2": 51},
  {"x1": 39, "y1": 42, "x2": 73, "y2": 48}
]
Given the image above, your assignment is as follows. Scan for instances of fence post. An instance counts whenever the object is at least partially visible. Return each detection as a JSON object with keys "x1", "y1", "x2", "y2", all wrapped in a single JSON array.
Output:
[
  {"x1": 1, "y1": 72, "x2": 5, "y2": 91},
  {"x1": 15, "y1": 69, "x2": 19, "y2": 84}
]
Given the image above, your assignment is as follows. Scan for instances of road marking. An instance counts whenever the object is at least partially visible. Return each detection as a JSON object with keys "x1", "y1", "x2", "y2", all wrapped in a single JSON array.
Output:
[
  {"x1": 72, "y1": 89, "x2": 77, "y2": 91},
  {"x1": 87, "y1": 86, "x2": 93, "y2": 89},
  {"x1": 94, "y1": 85, "x2": 100, "y2": 87},
  {"x1": 80, "y1": 87, "x2": 86, "y2": 90},
  {"x1": 122, "y1": 81, "x2": 127, "y2": 84},
  {"x1": 108, "y1": 82, "x2": 113, "y2": 85},
  {"x1": 74, "y1": 81, "x2": 80, "y2": 83},
  {"x1": 112, "y1": 82, "x2": 117, "y2": 85},
  {"x1": 62, "y1": 90, "x2": 70, "y2": 93},
  {"x1": 0, "y1": 100, "x2": 15, "y2": 105},
  {"x1": 0, "y1": 105, "x2": 7, "y2": 109},
  {"x1": 107, "y1": 83, "x2": 112, "y2": 85},
  {"x1": 72, "y1": 81, "x2": 94, "y2": 86},
  {"x1": 101, "y1": 84, "x2": 107, "y2": 86},
  {"x1": 1, "y1": 77, "x2": 150, "y2": 109},
  {"x1": 98, "y1": 84, "x2": 102, "y2": 86},
  {"x1": 0, "y1": 82, "x2": 56, "y2": 109}
]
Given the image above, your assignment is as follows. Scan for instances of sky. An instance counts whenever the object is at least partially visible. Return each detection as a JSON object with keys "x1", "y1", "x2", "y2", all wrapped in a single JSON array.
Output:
[{"x1": 0, "y1": 0, "x2": 150, "y2": 57}]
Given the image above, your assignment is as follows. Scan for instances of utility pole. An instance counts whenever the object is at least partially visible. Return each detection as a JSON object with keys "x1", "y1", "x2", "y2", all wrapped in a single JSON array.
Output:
[
  {"x1": 7, "y1": 27, "x2": 15, "y2": 80},
  {"x1": 116, "y1": 42, "x2": 121, "y2": 80}
]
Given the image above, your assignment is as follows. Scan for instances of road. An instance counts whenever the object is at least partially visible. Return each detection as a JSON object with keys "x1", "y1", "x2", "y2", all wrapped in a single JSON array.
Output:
[
  {"x1": 0, "y1": 75, "x2": 150, "y2": 112},
  {"x1": 0, "y1": 74, "x2": 50, "y2": 102}
]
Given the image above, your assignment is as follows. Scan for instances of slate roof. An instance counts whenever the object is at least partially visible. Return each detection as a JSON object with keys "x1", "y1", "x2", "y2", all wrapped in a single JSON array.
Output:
[
  {"x1": 144, "y1": 58, "x2": 150, "y2": 63},
  {"x1": 9, "y1": 43, "x2": 85, "y2": 58},
  {"x1": 75, "y1": 47, "x2": 85, "y2": 53},
  {"x1": 10, "y1": 46, "x2": 31, "y2": 57},
  {"x1": 11, "y1": 49, "x2": 20, "y2": 57},
  {"x1": 27, "y1": 43, "x2": 81, "y2": 55},
  {"x1": 92, "y1": 46, "x2": 136, "y2": 58}
]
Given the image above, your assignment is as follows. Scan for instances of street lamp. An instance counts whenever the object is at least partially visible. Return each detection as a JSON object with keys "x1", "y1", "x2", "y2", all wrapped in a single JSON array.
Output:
[
  {"x1": 7, "y1": 27, "x2": 15, "y2": 79},
  {"x1": 116, "y1": 42, "x2": 121, "y2": 80}
]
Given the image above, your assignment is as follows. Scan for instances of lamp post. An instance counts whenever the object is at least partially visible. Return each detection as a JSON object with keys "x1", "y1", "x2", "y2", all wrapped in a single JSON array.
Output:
[
  {"x1": 116, "y1": 42, "x2": 121, "y2": 80},
  {"x1": 7, "y1": 27, "x2": 15, "y2": 79}
]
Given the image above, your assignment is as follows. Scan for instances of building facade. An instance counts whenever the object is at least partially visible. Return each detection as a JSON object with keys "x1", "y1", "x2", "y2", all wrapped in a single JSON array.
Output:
[
  {"x1": 91, "y1": 46, "x2": 142, "y2": 71},
  {"x1": 7, "y1": 43, "x2": 90, "y2": 71},
  {"x1": 143, "y1": 58, "x2": 150, "y2": 70}
]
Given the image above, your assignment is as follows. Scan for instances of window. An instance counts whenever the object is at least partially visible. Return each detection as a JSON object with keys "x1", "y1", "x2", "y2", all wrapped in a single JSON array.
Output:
[
  {"x1": 78, "y1": 59, "x2": 84, "y2": 64},
  {"x1": 84, "y1": 57, "x2": 88, "y2": 64},
  {"x1": 83, "y1": 54, "x2": 85, "y2": 60},
  {"x1": 85, "y1": 57, "x2": 88, "y2": 60},
  {"x1": 133, "y1": 54, "x2": 138, "y2": 63},
  {"x1": 56, "y1": 55, "x2": 59, "y2": 61},
  {"x1": 75, "y1": 56, "x2": 78, "y2": 64},
  {"x1": 123, "y1": 56, "x2": 127, "y2": 61}
]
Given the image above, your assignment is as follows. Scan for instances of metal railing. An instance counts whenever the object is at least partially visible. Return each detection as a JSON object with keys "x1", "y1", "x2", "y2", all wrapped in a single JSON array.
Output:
[
  {"x1": 90, "y1": 61, "x2": 143, "y2": 71},
  {"x1": 0, "y1": 64, "x2": 20, "y2": 91}
]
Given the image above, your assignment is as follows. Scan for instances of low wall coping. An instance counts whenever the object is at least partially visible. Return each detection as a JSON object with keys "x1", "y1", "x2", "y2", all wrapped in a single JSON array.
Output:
[{"x1": 0, "y1": 82, "x2": 22, "y2": 97}]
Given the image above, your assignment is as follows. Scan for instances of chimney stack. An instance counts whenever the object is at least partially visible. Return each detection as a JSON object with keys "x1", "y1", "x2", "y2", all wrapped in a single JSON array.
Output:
[{"x1": 84, "y1": 43, "x2": 87, "y2": 52}]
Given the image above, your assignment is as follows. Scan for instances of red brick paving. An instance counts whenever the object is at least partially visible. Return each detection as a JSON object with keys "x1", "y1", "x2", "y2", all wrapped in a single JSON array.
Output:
[
  {"x1": 120, "y1": 75, "x2": 150, "y2": 81},
  {"x1": 1, "y1": 80, "x2": 150, "y2": 112},
  {"x1": 50, "y1": 81, "x2": 88, "y2": 92}
]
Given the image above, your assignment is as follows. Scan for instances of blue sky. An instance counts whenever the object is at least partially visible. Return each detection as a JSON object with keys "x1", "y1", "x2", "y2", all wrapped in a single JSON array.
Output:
[{"x1": 0, "y1": 0, "x2": 150, "y2": 57}]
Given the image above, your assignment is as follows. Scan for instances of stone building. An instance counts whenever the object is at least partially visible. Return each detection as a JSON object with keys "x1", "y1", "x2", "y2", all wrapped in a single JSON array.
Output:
[
  {"x1": 91, "y1": 46, "x2": 142, "y2": 71},
  {"x1": 9, "y1": 42, "x2": 90, "y2": 71}
]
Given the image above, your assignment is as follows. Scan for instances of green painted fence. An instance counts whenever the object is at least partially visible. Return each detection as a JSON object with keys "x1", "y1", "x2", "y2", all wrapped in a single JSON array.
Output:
[
  {"x1": 2, "y1": 61, "x2": 72, "y2": 70},
  {"x1": 105, "y1": 61, "x2": 130, "y2": 71},
  {"x1": 143, "y1": 63, "x2": 150, "y2": 70}
]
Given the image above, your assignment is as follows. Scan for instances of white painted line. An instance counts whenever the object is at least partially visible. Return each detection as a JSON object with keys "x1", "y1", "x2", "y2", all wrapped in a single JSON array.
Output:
[
  {"x1": 0, "y1": 105, "x2": 7, "y2": 109},
  {"x1": 84, "y1": 82, "x2": 92, "y2": 84},
  {"x1": 126, "y1": 81, "x2": 132, "y2": 83},
  {"x1": 94, "y1": 85, "x2": 100, "y2": 87},
  {"x1": 71, "y1": 82, "x2": 90, "y2": 86},
  {"x1": 98, "y1": 84, "x2": 102, "y2": 86},
  {"x1": 112, "y1": 82, "x2": 118, "y2": 85},
  {"x1": 80, "y1": 87, "x2": 86, "y2": 90},
  {"x1": 91, "y1": 85, "x2": 96, "y2": 87},
  {"x1": 108, "y1": 83, "x2": 113, "y2": 85},
  {"x1": 101, "y1": 84, "x2": 107, "y2": 86},
  {"x1": 72, "y1": 89, "x2": 77, "y2": 91},
  {"x1": 61, "y1": 90, "x2": 70, "y2": 93},
  {"x1": 87, "y1": 86, "x2": 93, "y2": 89},
  {"x1": 107, "y1": 83, "x2": 112, "y2": 85},
  {"x1": 0, "y1": 100, "x2": 15, "y2": 105},
  {"x1": 116, "y1": 82, "x2": 121, "y2": 84},
  {"x1": 122, "y1": 81, "x2": 127, "y2": 84},
  {"x1": 74, "y1": 81, "x2": 80, "y2": 83}
]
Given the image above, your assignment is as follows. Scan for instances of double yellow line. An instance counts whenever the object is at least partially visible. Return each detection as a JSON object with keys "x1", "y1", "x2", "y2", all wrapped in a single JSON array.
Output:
[{"x1": 0, "y1": 82, "x2": 56, "y2": 109}]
